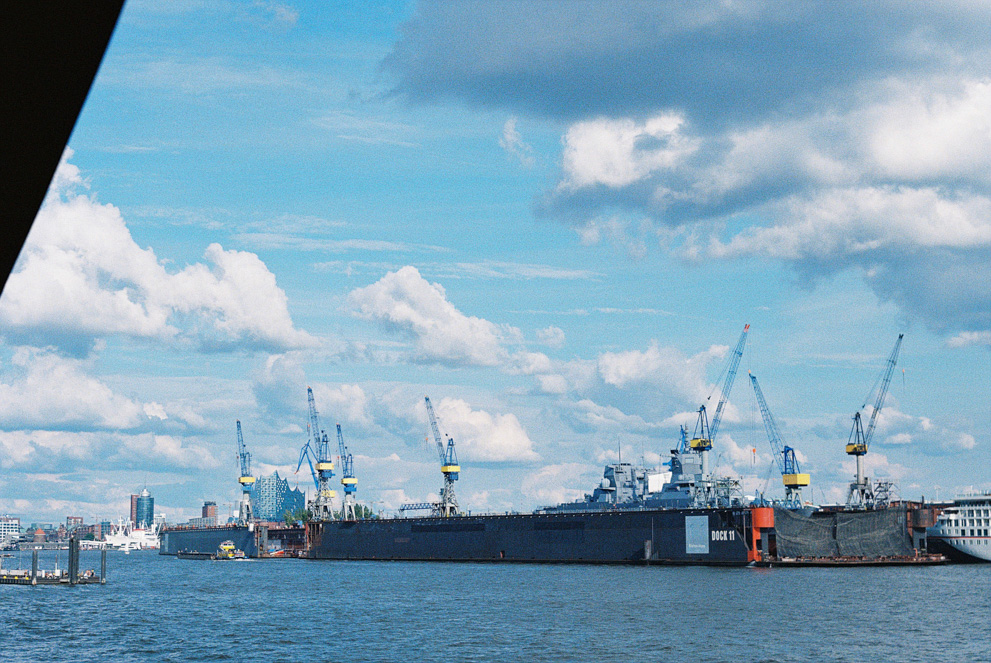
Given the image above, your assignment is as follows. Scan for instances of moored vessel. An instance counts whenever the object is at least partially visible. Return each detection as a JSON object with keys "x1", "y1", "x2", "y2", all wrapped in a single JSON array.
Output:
[{"x1": 927, "y1": 492, "x2": 991, "y2": 563}]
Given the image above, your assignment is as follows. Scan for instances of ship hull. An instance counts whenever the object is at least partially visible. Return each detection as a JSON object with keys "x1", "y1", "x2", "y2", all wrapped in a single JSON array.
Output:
[
  {"x1": 926, "y1": 535, "x2": 991, "y2": 563},
  {"x1": 307, "y1": 508, "x2": 757, "y2": 565}
]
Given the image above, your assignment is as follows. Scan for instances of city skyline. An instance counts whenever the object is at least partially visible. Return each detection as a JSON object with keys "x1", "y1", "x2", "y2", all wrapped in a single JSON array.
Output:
[{"x1": 1, "y1": 1, "x2": 989, "y2": 523}]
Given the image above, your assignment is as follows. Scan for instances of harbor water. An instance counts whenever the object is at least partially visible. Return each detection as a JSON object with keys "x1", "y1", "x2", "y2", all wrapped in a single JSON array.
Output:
[{"x1": 1, "y1": 550, "x2": 988, "y2": 662}]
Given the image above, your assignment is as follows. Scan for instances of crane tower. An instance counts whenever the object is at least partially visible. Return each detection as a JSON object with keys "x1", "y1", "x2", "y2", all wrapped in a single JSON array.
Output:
[
  {"x1": 689, "y1": 324, "x2": 750, "y2": 475},
  {"x1": 235, "y1": 420, "x2": 255, "y2": 524},
  {"x1": 846, "y1": 334, "x2": 903, "y2": 508},
  {"x1": 749, "y1": 372, "x2": 810, "y2": 508},
  {"x1": 425, "y1": 396, "x2": 460, "y2": 517},
  {"x1": 336, "y1": 424, "x2": 357, "y2": 520},
  {"x1": 307, "y1": 387, "x2": 336, "y2": 521}
]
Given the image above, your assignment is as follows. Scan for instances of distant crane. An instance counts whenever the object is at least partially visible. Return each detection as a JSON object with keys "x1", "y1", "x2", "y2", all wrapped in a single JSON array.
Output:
[
  {"x1": 235, "y1": 420, "x2": 255, "y2": 524},
  {"x1": 299, "y1": 387, "x2": 336, "y2": 520},
  {"x1": 425, "y1": 396, "x2": 460, "y2": 517},
  {"x1": 846, "y1": 334, "x2": 904, "y2": 508},
  {"x1": 749, "y1": 372, "x2": 810, "y2": 508},
  {"x1": 689, "y1": 324, "x2": 750, "y2": 475},
  {"x1": 336, "y1": 423, "x2": 357, "y2": 520}
]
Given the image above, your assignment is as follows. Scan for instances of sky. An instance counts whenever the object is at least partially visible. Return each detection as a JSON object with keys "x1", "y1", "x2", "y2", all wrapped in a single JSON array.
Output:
[{"x1": 1, "y1": 0, "x2": 989, "y2": 524}]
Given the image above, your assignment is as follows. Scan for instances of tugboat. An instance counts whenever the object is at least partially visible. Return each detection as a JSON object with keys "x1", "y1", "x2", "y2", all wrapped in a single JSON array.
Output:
[{"x1": 212, "y1": 540, "x2": 247, "y2": 561}]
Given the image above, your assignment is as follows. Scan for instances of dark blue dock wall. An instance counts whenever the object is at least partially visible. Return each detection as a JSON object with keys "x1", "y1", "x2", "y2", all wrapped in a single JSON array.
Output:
[{"x1": 308, "y1": 509, "x2": 753, "y2": 565}]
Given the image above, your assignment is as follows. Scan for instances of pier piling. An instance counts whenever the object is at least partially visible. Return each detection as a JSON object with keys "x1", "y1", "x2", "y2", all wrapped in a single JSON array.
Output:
[
  {"x1": 69, "y1": 537, "x2": 79, "y2": 585},
  {"x1": 31, "y1": 549, "x2": 38, "y2": 585}
]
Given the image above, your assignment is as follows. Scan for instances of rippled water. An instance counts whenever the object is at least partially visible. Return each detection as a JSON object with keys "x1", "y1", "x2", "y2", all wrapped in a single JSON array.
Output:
[{"x1": 2, "y1": 550, "x2": 988, "y2": 662}]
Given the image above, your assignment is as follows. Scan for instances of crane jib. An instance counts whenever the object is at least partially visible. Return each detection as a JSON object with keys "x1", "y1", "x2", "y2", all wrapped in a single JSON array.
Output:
[{"x1": 709, "y1": 323, "x2": 750, "y2": 442}]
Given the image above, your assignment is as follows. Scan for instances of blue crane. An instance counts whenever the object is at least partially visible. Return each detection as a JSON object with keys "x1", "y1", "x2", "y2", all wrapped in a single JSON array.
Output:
[
  {"x1": 749, "y1": 372, "x2": 810, "y2": 508},
  {"x1": 294, "y1": 387, "x2": 336, "y2": 520},
  {"x1": 689, "y1": 324, "x2": 750, "y2": 475},
  {"x1": 846, "y1": 334, "x2": 904, "y2": 507},
  {"x1": 309, "y1": 387, "x2": 336, "y2": 520},
  {"x1": 235, "y1": 420, "x2": 255, "y2": 524},
  {"x1": 336, "y1": 423, "x2": 357, "y2": 520},
  {"x1": 295, "y1": 439, "x2": 319, "y2": 491},
  {"x1": 425, "y1": 396, "x2": 460, "y2": 517}
]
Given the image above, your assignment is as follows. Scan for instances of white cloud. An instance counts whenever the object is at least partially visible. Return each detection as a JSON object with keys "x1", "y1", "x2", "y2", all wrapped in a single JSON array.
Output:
[
  {"x1": 0, "y1": 350, "x2": 146, "y2": 431},
  {"x1": 346, "y1": 266, "x2": 514, "y2": 366},
  {"x1": 252, "y1": 353, "x2": 307, "y2": 420},
  {"x1": 947, "y1": 330, "x2": 991, "y2": 348},
  {"x1": 865, "y1": 79, "x2": 991, "y2": 180},
  {"x1": 429, "y1": 397, "x2": 540, "y2": 463},
  {"x1": 560, "y1": 114, "x2": 698, "y2": 189},
  {"x1": 862, "y1": 403, "x2": 977, "y2": 454},
  {"x1": 376, "y1": 489, "x2": 413, "y2": 511},
  {"x1": 541, "y1": 78, "x2": 991, "y2": 340},
  {"x1": 311, "y1": 383, "x2": 373, "y2": 429},
  {"x1": 0, "y1": 156, "x2": 315, "y2": 355},
  {"x1": 119, "y1": 433, "x2": 220, "y2": 470},
  {"x1": 839, "y1": 451, "x2": 910, "y2": 483},
  {"x1": 708, "y1": 186, "x2": 991, "y2": 261},
  {"x1": 536, "y1": 325, "x2": 565, "y2": 348},
  {"x1": 499, "y1": 116, "x2": 535, "y2": 167},
  {"x1": 573, "y1": 399, "x2": 656, "y2": 433},
  {"x1": 0, "y1": 429, "x2": 219, "y2": 472},
  {"x1": 521, "y1": 463, "x2": 593, "y2": 506},
  {"x1": 597, "y1": 340, "x2": 725, "y2": 402}
]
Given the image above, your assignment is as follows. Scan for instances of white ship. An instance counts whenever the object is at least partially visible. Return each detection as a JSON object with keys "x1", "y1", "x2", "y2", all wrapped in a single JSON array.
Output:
[
  {"x1": 928, "y1": 491, "x2": 991, "y2": 562},
  {"x1": 103, "y1": 518, "x2": 161, "y2": 551}
]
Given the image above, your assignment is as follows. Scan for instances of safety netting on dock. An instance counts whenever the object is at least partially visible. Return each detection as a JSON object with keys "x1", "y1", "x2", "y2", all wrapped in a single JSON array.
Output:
[{"x1": 773, "y1": 506, "x2": 913, "y2": 558}]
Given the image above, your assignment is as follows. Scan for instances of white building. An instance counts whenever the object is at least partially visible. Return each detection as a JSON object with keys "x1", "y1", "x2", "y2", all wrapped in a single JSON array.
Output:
[{"x1": 0, "y1": 515, "x2": 21, "y2": 545}]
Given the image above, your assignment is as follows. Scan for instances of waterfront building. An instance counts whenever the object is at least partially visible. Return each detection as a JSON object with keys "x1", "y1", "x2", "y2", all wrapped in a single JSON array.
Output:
[
  {"x1": 66, "y1": 516, "x2": 83, "y2": 532},
  {"x1": 253, "y1": 472, "x2": 305, "y2": 522},
  {"x1": 202, "y1": 501, "x2": 218, "y2": 519},
  {"x1": 0, "y1": 516, "x2": 20, "y2": 545},
  {"x1": 187, "y1": 516, "x2": 217, "y2": 528},
  {"x1": 130, "y1": 493, "x2": 139, "y2": 525},
  {"x1": 135, "y1": 488, "x2": 154, "y2": 529}
]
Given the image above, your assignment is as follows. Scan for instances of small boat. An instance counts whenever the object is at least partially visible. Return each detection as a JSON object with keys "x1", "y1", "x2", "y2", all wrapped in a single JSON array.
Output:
[
  {"x1": 211, "y1": 540, "x2": 247, "y2": 561},
  {"x1": 176, "y1": 549, "x2": 213, "y2": 560}
]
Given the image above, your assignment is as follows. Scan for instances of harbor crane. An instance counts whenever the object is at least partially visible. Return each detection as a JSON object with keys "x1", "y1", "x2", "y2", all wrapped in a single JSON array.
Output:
[
  {"x1": 235, "y1": 420, "x2": 255, "y2": 524},
  {"x1": 846, "y1": 334, "x2": 904, "y2": 508},
  {"x1": 425, "y1": 396, "x2": 460, "y2": 517},
  {"x1": 689, "y1": 324, "x2": 750, "y2": 475},
  {"x1": 749, "y1": 372, "x2": 810, "y2": 508},
  {"x1": 336, "y1": 424, "x2": 357, "y2": 520},
  {"x1": 295, "y1": 387, "x2": 336, "y2": 520}
]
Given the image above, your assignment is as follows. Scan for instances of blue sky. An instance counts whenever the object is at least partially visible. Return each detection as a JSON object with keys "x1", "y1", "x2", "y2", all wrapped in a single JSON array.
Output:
[{"x1": 1, "y1": 0, "x2": 989, "y2": 523}]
